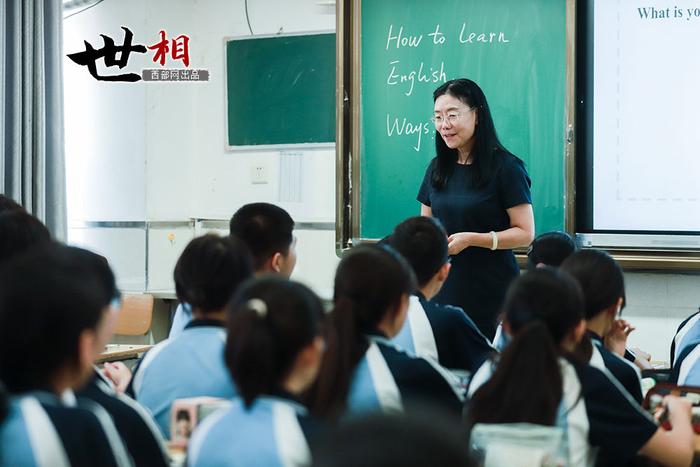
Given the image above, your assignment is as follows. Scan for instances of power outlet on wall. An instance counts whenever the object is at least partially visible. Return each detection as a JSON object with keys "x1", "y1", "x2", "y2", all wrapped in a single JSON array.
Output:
[{"x1": 250, "y1": 164, "x2": 269, "y2": 184}]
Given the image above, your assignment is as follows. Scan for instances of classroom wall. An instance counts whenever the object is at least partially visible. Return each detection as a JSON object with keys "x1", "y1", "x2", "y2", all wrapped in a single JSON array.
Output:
[
  {"x1": 63, "y1": 0, "x2": 699, "y2": 359},
  {"x1": 64, "y1": 0, "x2": 338, "y2": 296}
]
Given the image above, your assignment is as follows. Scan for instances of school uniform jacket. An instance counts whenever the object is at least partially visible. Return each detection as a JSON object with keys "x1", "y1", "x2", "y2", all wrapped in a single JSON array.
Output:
[
  {"x1": 672, "y1": 339, "x2": 700, "y2": 385},
  {"x1": 130, "y1": 319, "x2": 236, "y2": 437},
  {"x1": 391, "y1": 293, "x2": 495, "y2": 376},
  {"x1": 587, "y1": 331, "x2": 643, "y2": 404},
  {"x1": 0, "y1": 391, "x2": 132, "y2": 467},
  {"x1": 347, "y1": 333, "x2": 465, "y2": 417},
  {"x1": 168, "y1": 302, "x2": 193, "y2": 339},
  {"x1": 468, "y1": 357, "x2": 657, "y2": 467},
  {"x1": 78, "y1": 370, "x2": 169, "y2": 466},
  {"x1": 187, "y1": 394, "x2": 313, "y2": 467},
  {"x1": 671, "y1": 310, "x2": 700, "y2": 366}
]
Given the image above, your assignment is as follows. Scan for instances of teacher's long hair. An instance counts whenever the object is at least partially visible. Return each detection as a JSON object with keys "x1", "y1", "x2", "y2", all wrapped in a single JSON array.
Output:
[{"x1": 431, "y1": 78, "x2": 512, "y2": 190}]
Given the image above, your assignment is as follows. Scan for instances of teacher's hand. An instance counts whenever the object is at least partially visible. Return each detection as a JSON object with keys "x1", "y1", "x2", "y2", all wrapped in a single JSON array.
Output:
[{"x1": 447, "y1": 232, "x2": 475, "y2": 255}]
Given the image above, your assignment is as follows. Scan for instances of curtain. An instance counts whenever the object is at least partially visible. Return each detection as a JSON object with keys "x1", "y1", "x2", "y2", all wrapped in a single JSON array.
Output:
[{"x1": 0, "y1": 0, "x2": 66, "y2": 240}]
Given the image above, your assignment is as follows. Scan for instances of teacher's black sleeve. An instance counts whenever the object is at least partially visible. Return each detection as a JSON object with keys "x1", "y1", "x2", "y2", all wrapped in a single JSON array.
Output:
[
  {"x1": 498, "y1": 154, "x2": 532, "y2": 209},
  {"x1": 417, "y1": 159, "x2": 435, "y2": 206}
]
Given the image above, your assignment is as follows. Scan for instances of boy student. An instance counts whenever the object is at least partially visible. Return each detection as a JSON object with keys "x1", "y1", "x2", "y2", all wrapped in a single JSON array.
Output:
[
  {"x1": 117, "y1": 234, "x2": 253, "y2": 437},
  {"x1": 169, "y1": 202, "x2": 296, "y2": 338},
  {"x1": 491, "y1": 231, "x2": 577, "y2": 351},
  {"x1": 387, "y1": 216, "x2": 494, "y2": 376}
]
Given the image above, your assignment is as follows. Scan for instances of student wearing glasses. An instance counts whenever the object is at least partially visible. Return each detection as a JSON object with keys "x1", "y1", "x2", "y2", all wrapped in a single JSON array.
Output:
[{"x1": 417, "y1": 78, "x2": 535, "y2": 340}]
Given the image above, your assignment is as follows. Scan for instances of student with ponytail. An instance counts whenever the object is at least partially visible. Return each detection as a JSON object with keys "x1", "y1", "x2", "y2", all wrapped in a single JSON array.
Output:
[
  {"x1": 560, "y1": 249, "x2": 644, "y2": 403},
  {"x1": 309, "y1": 245, "x2": 464, "y2": 420},
  {"x1": 466, "y1": 268, "x2": 694, "y2": 467},
  {"x1": 187, "y1": 278, "x2": 325, "y2": 467}
]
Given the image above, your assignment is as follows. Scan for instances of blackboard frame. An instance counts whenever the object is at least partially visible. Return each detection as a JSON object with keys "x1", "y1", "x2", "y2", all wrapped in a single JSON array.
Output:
[
  {"x1": 336, "y1": 0, "x2": 578, "y2": 256},
  {"x1": 224, "y1": 31, "x2": 336, "y2": 152}
]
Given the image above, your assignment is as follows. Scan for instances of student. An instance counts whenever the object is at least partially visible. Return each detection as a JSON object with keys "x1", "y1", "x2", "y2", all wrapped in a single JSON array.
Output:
[
  {"x1": 308, "y1": 245, "x2": 464, "y2": 419},
  {"x1": 387, "y1": 216, "x2": 493, "y2": 376},
  {"x1": 466, "y1": 268, "x2": 694, "y2": 467},
  {"x1": 0, "y1": 245, "x2": 132, "y2": 467},
  {"x1": 187, "y1": 278, "x2": 325, "y2": 467},
  {"x1": 560, "y1": 249, "x2": 644, "y2": 403},
  {"x1": 73, "y1": 251, "x2": 169, "y2": 466},
  {"x1": 0, "y1": 210, "x2": 52, "y2": 264},
  {"x1": 492, "y1": 230, "x2": 577, "y2": 351},
  {"x1": 526, "y1": 231, "x2": 576, "y2": 270},
  {"x1": 129, "y1": 234, "x2": 253, "y2": 437},
  {"x1": 169, "y1": 202, "x2": 296, "y2": 338}
]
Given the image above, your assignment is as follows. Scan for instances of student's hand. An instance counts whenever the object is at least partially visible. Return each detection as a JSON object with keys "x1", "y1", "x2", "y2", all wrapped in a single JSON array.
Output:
[
  {"x1": 447, "y1": 232, "x2": 474, "y2": 255},
  {"x1": 664, "y1": 395, "x2": 693, "y2": 426},
  {"x1": 604, "y1": 319, "x2": 635, "y2": 357},
  {"x1": 102, "y1": 362, "x2": 133, "y2": 394},
  {"x1": 632, "y1": 347, "x2": 653, "y2": 370}
]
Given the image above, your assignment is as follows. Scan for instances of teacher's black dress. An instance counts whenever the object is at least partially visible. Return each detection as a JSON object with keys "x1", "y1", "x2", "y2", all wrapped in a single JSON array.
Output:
[{"x1": 417, "y1": 151, "x2": 532, "y2": 340}]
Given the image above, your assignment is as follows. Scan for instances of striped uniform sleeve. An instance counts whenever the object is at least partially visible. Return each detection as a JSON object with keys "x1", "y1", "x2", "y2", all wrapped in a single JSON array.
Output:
[{"x1": 576, "y1": 364, "x2": 657, "y2": 465}]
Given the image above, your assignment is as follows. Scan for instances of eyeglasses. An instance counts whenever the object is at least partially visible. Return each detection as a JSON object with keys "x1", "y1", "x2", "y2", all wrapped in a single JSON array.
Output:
[{"x1": 431, "y1": 107, "x2": 476, "y2": 126}]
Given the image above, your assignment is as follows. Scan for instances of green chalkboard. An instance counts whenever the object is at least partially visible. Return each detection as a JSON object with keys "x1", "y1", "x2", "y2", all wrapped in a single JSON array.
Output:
[
  {"x1": 359, "y1": 0, "x2": 567, "y2": 239},
  {"x1": 226, "y1": 33, "x2": 335, "y2": 147}
]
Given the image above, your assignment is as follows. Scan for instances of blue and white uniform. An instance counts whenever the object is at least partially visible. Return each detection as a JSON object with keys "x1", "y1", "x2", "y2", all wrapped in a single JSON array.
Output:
[
  {"x1": 187, "y1": 394, "x2": 314, "y2": 467},
  {"x1": 0, "y1": 391, "x2": 132, "y2": 467},
  {"x1": 673, "y1": 340, "x2": 700, "y2": 386},
  {"x1": 587, "y1": 331, "x2": 643, "y2": 403},
  {"x1": 391, "y1": 293, "x2": 495, "y2": 377},
  {"x1": 130, "y1": 319, "x2": 236, "y2": 437},
  {"x1": 79, "y1": 370, "x2": 169, "y2": 466},
  {"x1": 671, "y1": 310, "x2": 700, "y2": 366},
  {"x1": 468, "y1": 358, "x2": 657, "y2": 467},
  {"x1": 168, "y1": 303, "x2": 193, "y2": 339},
  {"x1": 347, "y1": 333, "x2": 464, "y2": 416}
]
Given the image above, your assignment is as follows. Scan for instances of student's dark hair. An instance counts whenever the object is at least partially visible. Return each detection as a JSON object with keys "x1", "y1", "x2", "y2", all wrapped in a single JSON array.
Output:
[
  {"x1": 560, "y1": 249, "x2": 625, "y2": 320},
  {"x1": 312, "y1": 409, "x2": 475, "y2": 467},
  {"x1": 308, "y1": 245, "x2": 416, "y2": 417},
  {"x1": 0, "y1": 195, "x2": 23, "y2": 214},
  {"x1": 0, "y1": 380, "x2": 8, "y2": 424},
  {"x1": 226, "y1": 278, "x2": 324, "y2": 408},
  {"x1": 0, "y1": 211, "x2": 51, "y2": 265},
  {"x1": 432, "y1": 78, "x2": 518, "y2": 189},
  {"x1": 467, "y1": 268, "x2": 584, "y2": 427},
  {"x1": 0, "y1": 245, "x2": 115, "y2": 393},
  {"x1": 176, "y1": 410, "x2": 191, "y2": 422},
  {"x1": 174, "y1": 234, "x2": 253, "y2": 313},
  {"x1": 229, "y1": 203, "x2": 294, "y2": 270},
  {"x1": 526, "y1": 231, "x2": 577, "y2": 270},
  {"x1": 387, "y1": 216, "x2": 449, "y2": 287}
]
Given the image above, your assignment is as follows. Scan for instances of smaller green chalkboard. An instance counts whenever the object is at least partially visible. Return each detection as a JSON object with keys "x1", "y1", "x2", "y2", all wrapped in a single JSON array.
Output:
[{"x1": 225, "y1": 32, "x2": 335, "y2": 148}]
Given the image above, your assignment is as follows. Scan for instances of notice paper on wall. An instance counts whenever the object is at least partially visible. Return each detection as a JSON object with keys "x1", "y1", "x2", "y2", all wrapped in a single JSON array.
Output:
[{"x1": 593, "y1": 0, "x2": 700, "y2": 231}]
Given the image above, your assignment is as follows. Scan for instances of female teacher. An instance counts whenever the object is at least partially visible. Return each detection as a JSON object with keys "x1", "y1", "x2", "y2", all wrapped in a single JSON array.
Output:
[{"x1": 417, "y1": 78, "x2": 535, "y2": 340}]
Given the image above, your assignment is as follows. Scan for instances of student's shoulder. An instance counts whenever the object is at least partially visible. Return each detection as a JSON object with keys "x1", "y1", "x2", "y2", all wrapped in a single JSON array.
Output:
[
  {"x1": 41, "y1": 401, "x2": 126, "y2": 467},
  {"x1": 421, "y1": 299, "x2": 469, "y2": 325},
  {"x1": 677, "y1": 310, "x2": 700, "y2": 334},
  {"x1": 376, "y1": 341, "x2": 441, "y2": 378},
  {"x1": 80, "y1": 376, "x2": 166, "y2": 443}
]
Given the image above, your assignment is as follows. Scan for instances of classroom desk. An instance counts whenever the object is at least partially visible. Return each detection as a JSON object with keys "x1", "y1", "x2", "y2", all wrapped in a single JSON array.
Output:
[{"x1": 96, "y1": 344, "x2": 152, "y2": 364}]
